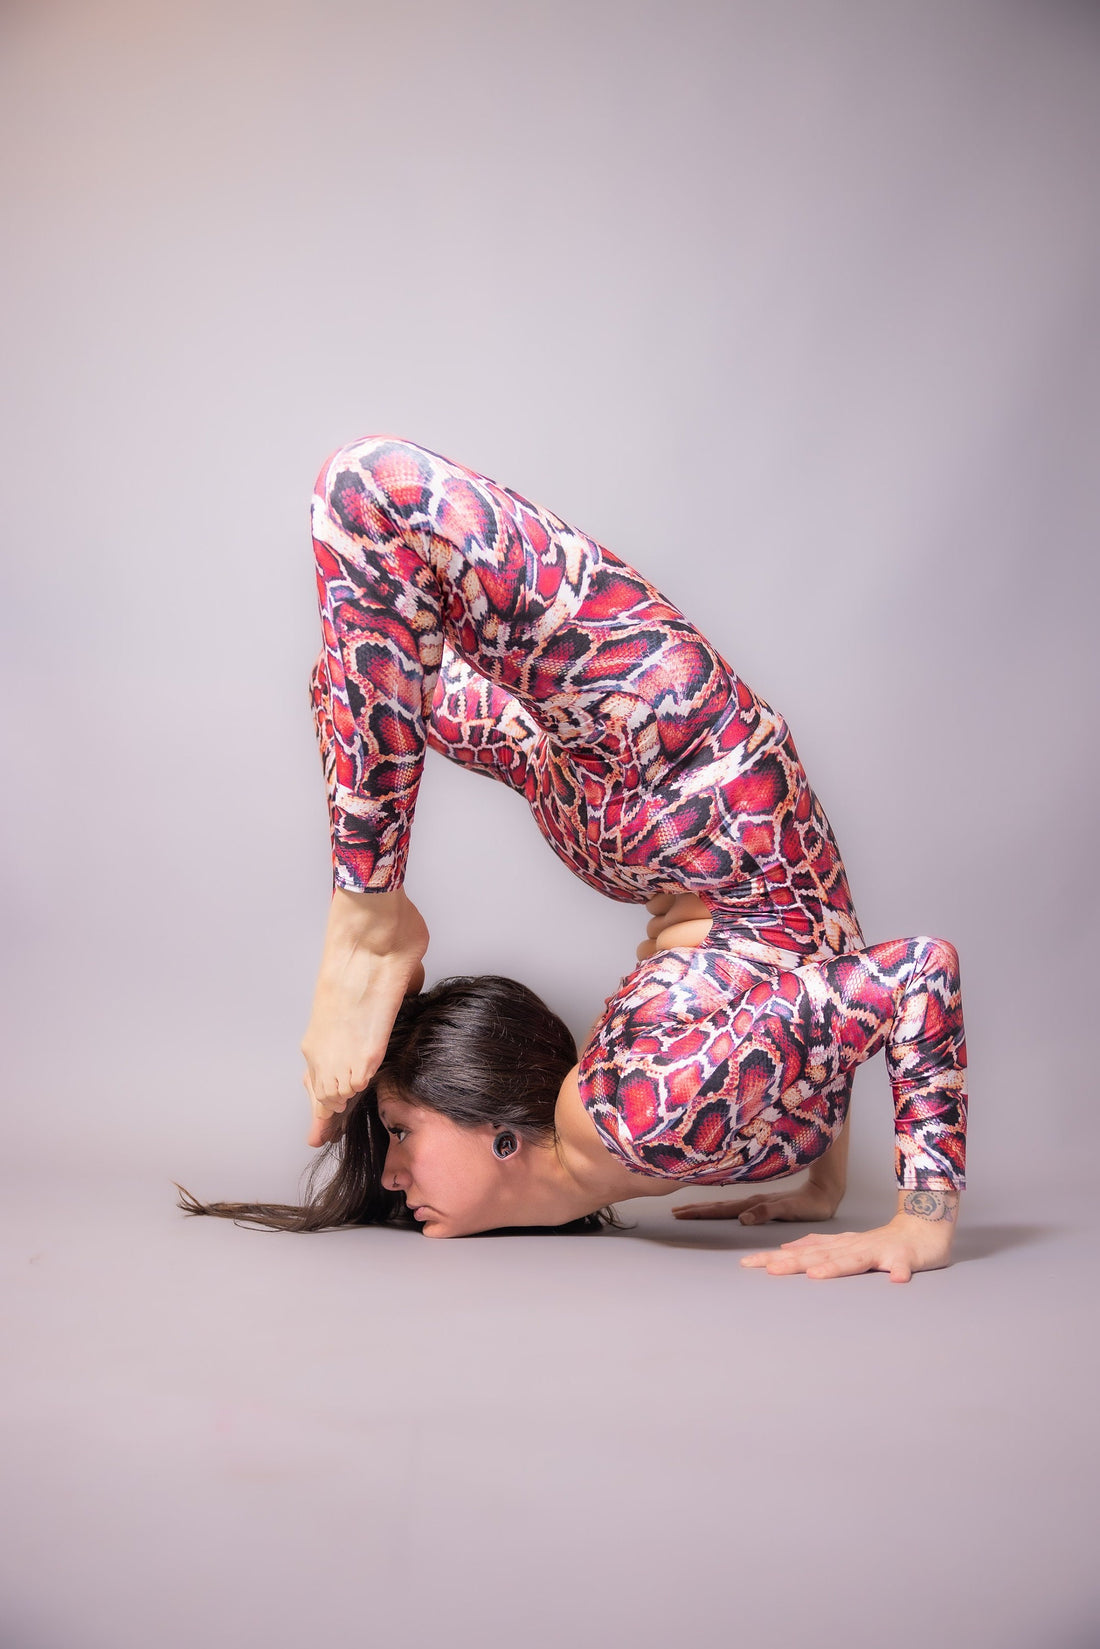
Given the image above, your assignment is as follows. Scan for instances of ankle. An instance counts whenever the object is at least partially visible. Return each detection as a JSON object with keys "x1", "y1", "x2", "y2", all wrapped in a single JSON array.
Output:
[
  {"x1": 330, "y1": 885, "x2": 408, "y2": 922},
  {"x1": 325, "y1": 884, "x2": 425, "y2": 955}
]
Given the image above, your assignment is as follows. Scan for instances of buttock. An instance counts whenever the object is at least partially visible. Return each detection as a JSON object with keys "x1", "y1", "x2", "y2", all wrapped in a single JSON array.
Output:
[{"x1": 521, "y1": 730, "x2": 863, "y2": 962}]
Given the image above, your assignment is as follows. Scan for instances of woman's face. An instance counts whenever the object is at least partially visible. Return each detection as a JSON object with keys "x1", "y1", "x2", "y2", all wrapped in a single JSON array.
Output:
[{"x1": 377, "y1": 1088, "x2": 504, "y2": 1238}]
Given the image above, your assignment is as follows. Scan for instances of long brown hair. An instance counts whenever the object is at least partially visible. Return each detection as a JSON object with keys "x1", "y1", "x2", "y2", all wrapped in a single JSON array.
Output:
[{"x1": 175, "y1": 974, "x2": 626, "y2": 1236}]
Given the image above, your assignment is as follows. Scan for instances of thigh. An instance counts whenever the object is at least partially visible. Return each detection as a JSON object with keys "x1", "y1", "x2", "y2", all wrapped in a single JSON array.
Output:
[
  {"x1": 425, "y1": 642, "x2": 544, "y2": 797},
  {"x1": 313, "y1": 433, "x2": 745, "y2": 787}
]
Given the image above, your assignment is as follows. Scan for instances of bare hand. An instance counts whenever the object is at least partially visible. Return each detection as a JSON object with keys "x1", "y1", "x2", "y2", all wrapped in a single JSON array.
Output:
[
  {"x1": 671, "y1": 1182, "x2": 842, "y2": 1225},
  {"x1": 739, "y1": 1215, "x2": 956, "y2": 1283}
]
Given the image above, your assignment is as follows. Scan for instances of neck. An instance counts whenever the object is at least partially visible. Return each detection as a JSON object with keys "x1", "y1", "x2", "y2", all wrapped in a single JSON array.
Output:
[
  {"x1": 489, "y1": 1137, "x2": 607, "y2": 1229},
  {"x1": 488, "y1": 1131, "x2": 668, "y2": 1232}
]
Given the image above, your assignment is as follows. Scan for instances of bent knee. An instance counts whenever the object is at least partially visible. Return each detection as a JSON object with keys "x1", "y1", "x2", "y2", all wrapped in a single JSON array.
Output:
[
  {"x1": 912, "y1": 936, "x2": 961, "y2": 983},
  {"x1": 312, "y1": 434, "x2": 438, "y2": 542},
  {"x1": 313, "y1": 433, "x2": 428, "y2": 497}
]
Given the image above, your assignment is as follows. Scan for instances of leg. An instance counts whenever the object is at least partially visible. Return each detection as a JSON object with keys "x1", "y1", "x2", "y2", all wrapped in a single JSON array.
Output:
[
  {"x1": 303, "y1": 427, "x2": 736, "y2": 1127},
  {"x1": 311, "y1": 640, "x2": 540, "y2": 810},
  {"x1": 425, "y1": 643, "x2": 542, "y2": 795},
  {"x1": 578, "y1": 935, "x2": 967, "y2": 1192},
  {"x1": 310, "y1": 432, "x2": 737, "y2": 892},
  {"x1": 304, "y1": 649, "x2": 429, "y2": 1137}
]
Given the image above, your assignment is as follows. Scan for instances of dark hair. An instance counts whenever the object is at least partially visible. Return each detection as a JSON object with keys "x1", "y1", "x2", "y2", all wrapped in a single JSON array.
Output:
[{"x1": 175, "y1": 974, "x2": 626, "y2": 1237}]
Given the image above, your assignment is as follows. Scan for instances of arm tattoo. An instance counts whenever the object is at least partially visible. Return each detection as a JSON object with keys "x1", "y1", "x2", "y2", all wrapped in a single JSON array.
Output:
[{"x1": 901, "y1": 1189, "x2": 958, "y2": 1223}]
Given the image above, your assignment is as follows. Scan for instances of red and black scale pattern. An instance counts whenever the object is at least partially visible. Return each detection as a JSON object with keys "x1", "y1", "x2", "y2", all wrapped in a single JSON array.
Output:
[
  {"x1": 309, "y1": 434, "x2": 968, "y2": 1192},
  {"x1": 578, "y1": 936, "x2": 966, "y2": 1189}
]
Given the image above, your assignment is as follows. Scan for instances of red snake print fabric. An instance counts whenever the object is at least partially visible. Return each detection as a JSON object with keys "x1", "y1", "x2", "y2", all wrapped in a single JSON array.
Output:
[{"x1": 309, "y1": 434, "x2": 968, "y2": 1192}]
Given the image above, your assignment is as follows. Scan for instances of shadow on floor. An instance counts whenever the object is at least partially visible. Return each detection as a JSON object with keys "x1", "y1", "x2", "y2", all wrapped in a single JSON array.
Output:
[
  {"x1": 950, "y1": 1222, "x2": 1062, "y2": 1261},
  {"x1": 614, "y1": 1216, "x2": 1063, "y2": 1259}
]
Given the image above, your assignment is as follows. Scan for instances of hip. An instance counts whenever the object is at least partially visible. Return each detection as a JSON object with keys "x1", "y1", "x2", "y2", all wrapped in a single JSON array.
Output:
[{"x1": 525, "y1": 733, "x2": 863, "y2": 961}]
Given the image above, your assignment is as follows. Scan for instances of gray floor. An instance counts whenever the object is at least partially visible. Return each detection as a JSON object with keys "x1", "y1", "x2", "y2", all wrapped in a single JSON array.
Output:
[{"x1": 1, "y1": 1175, "x2": 1097, "y2": 1649}]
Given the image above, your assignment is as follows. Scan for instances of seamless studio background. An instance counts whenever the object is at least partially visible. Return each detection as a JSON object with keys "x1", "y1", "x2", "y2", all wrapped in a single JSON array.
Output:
[{"x1": 1, "y1": 3, "x2": 1098, "y2": 1648}]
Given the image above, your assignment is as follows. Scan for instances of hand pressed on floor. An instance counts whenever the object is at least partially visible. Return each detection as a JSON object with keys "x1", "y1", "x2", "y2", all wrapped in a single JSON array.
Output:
[
  {"x1": 671, "y1": 1183, "x2": 842, "y2": 1225},
  {"x1": 738, "y1": 1213, "x2": 957, "y2": 1283}
]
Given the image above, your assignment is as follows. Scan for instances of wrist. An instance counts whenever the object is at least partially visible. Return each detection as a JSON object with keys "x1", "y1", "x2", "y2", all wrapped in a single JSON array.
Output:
[
  {"x1": 804, "y1": 1178, "x2": 844, "y2": 1214},
  {"x1": 805, "y1": 1159, "x2": 846, "y2": 1199},
  {"x1": 894, "y1": 1186, "x2": 960, "y2": 1221},
  {"x1": 891, "y1": 1189, "x2": 960, "y2": 1249},
  {"x1": 806, "y1": 1159, "x2": 844, "y2": 1188}
]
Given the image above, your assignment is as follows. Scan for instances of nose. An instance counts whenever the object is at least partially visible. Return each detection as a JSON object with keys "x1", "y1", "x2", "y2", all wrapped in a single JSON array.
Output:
[{"x1": 381, "y1": 1142, "x2": 409, "y2": 1194}]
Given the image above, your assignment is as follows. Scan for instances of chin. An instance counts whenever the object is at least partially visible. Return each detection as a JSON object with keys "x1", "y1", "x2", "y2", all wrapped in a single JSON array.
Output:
[
  {"x1": 417, "y1": 1213, "x2": 467, "y2": 1237},
  {"x1": 420, "y1": 1214, "x2": 490, "y2": 1238}
]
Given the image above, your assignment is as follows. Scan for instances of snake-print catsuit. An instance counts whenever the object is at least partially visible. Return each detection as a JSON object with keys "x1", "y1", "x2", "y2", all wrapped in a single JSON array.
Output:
[{"x1": 308, "y1": 434, "x2": 968, "y2": 1193}]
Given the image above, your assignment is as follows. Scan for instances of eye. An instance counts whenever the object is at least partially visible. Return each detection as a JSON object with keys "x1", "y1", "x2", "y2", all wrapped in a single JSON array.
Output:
[{"x1": 386, "y1": 1124, "x2": 407, "y2": 1142}]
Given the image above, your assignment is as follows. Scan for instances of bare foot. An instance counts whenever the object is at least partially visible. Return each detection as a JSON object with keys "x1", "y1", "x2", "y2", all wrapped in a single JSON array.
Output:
[
  {"x1": 300, "y1": 886, "x2": 429, "y2": 1146},
  {"x1": 636, "y1": 891, "x2": 713, "y2": 961}
]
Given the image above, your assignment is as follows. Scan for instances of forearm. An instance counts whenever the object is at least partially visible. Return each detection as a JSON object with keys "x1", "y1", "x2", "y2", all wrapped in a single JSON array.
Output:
[
  {"x1": 805, "y1": 1112, "x2": 850, "y2": 1199},
  {"x1": 887, "y1": 938, "x2": 968, "y2": 1191}
]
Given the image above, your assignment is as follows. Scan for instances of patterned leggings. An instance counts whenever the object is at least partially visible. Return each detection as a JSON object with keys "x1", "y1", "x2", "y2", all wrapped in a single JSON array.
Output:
[{"x1": 309, "y1": 434, "x2": 968, "y2": 1192}]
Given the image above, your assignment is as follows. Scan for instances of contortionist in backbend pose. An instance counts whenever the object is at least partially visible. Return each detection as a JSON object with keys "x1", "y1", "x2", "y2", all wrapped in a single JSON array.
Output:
[{"x1": 182, "y1": 433, "x2": 969, "y2": 1282}]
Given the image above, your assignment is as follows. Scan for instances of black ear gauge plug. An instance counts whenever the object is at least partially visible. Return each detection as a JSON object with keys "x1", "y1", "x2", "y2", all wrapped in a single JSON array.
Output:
[{"x1": 492, "y1": 1131, "x2": 518, "y2": 1159}]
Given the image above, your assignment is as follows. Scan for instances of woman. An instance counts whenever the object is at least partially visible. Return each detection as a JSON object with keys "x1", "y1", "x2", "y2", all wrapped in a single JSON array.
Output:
[{"x1": 179, "y1": 433, "x2": 967, "y2": 1281}]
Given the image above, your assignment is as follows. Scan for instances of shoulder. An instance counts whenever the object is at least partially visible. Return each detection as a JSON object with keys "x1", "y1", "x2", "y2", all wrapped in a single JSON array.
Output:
[
  {"x1": 552, "y1": 1064, "x2": 591, "y2": 1153},
  {"x1": 553, "y1": 1063, "x2": 674, "y2": 1202}
]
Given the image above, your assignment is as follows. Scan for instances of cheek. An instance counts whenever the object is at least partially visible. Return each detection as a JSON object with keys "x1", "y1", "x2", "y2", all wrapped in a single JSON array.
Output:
[
  {"x1": 404, "y1": 1137, "x2": 461, "y2": 1201},
  {"x1": 411, "y1": 1137, "x2": 446, "y2": 1180},
  {"x1": 423, "y1": 1138, "x2": 496, "y2": 1219}
]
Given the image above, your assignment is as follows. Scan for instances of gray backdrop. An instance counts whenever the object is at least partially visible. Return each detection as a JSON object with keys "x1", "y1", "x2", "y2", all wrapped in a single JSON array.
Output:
[
  {"x1": 3, "y1": 0, "x2": 1096, "y2": 1197},
  {"x1": 1, "y1": 3, "x2": 1098, "y2": 1647}
]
